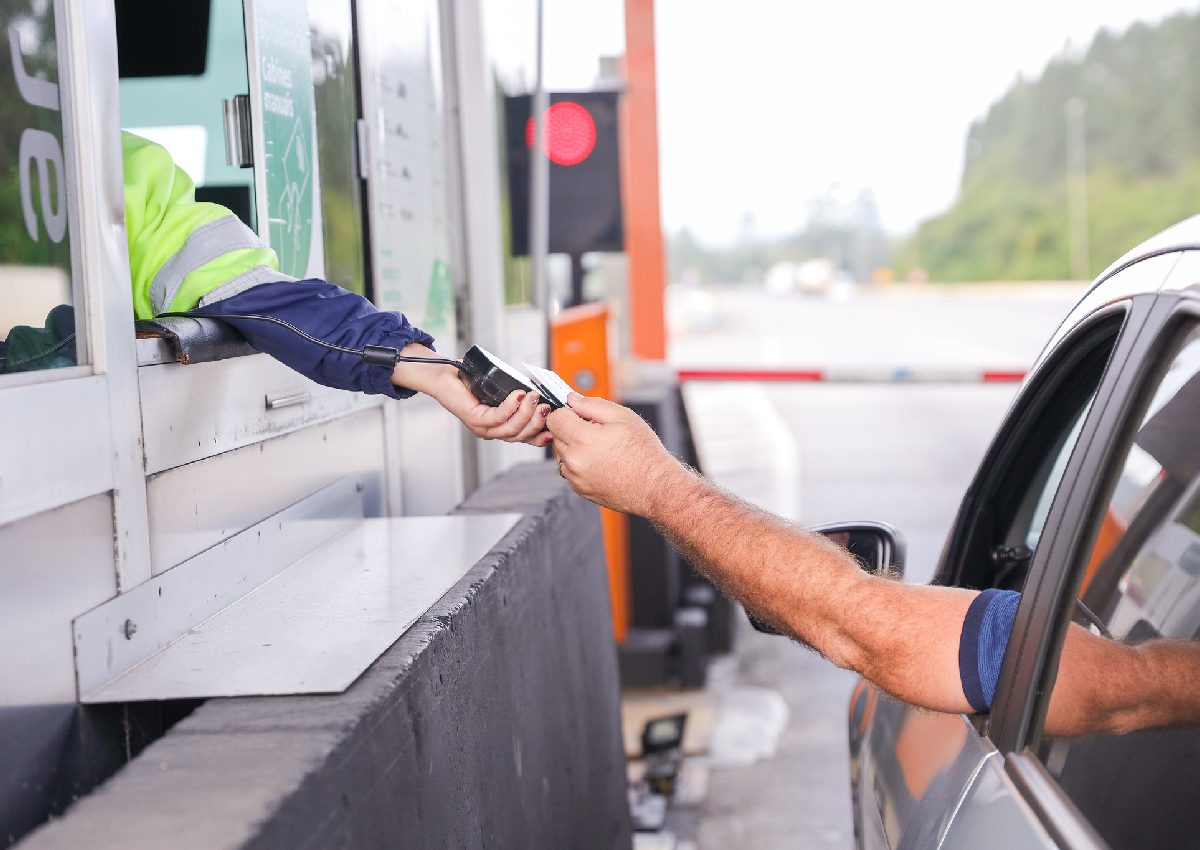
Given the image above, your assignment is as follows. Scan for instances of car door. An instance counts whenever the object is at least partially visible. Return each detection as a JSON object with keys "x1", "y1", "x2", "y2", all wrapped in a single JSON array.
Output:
[
  {"x1": 950, "y1": 289, "x2": 1200, "y2": 850},
  {"x1": 851, "y1": 254, "x2": 1182, "y2": 850}
]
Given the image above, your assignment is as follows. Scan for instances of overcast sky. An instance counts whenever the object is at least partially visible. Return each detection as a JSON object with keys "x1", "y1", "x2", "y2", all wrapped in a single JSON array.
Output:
[{"x1": 542, "y1": 0, "x2": 1199, "y2": 246}]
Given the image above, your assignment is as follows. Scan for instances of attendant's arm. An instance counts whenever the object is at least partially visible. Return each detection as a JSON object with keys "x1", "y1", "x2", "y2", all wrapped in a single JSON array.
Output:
[{"x1": 200, "y1": 280, "x2": 550, "y2": 445}]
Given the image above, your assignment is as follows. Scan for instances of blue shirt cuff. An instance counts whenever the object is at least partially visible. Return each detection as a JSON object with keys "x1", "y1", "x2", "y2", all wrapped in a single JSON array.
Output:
[{"x1": 958, "y1": 588, "x2": 1021, "y2": 713}]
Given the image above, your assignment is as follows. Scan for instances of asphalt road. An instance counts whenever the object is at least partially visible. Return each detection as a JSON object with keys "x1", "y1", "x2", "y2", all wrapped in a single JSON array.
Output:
[
  {"x1": 668, "y1": 281, "x2": 1085, "y2": 373},
  {"x1": 666, "y1": 284, "x2": 1080, "y2": 848}
]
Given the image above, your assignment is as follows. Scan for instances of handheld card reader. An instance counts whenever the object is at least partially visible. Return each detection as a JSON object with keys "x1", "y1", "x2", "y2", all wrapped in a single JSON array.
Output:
[
  {"x1": 460, "y1": 349, "x2": 576, "y2": 410},
  {"x1": 460, "y1": 346, "x2": 534, "y2": 406}
]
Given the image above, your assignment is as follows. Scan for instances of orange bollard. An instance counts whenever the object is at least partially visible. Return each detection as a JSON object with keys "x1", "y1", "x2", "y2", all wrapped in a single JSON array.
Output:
[{"x1": 551, "y1": 303, "x2": 631, "y2": 643}]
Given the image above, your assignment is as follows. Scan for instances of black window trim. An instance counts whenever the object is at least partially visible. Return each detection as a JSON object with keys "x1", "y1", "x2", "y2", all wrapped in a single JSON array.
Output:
[
  {"x1": 948, "y1": 295, "x2": 1163, "y2": 850},
  {"x1": 988, "y1": 293, "x2": 1164, "y2": 755},
  {"x1": 980, "y1": 293, "x2": 1200, "y2": 849},
  {"x1": 1008, "y1": 291, "x2": 1200, "y2": 850}
]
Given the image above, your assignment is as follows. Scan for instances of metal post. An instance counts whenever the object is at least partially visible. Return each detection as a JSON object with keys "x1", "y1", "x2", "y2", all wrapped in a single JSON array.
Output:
[
  {"x1": 621, "y1": 0, "x2": 667, "y2": 360},
  {"x1": 1065, "y1": 97, "x2": 1090, "y2": 282},
  {"x1": 530, "y1": 0, "x2": 551, "y2": 341},
  {"x1": 568, "y1": 251, "x2": 586, "y2": 307}
]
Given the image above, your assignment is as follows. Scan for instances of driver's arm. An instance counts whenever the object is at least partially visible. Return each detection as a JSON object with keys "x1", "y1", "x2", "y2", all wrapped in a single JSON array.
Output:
[
  {"x1": 1048, "y1": 625, "x2": 1200, "y2": 736},
  {"x1": 547, "y1": 393, "x2": 1200, "y2": 738},
  {"x1": 547, "y1": 393, "x2": 976, "y2": 714}
]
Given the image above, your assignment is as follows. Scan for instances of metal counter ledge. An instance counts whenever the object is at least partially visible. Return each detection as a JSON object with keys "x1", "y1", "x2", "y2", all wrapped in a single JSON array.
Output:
[{"x1": 18, "y1": 461, "x2": 632, "y2": 850}]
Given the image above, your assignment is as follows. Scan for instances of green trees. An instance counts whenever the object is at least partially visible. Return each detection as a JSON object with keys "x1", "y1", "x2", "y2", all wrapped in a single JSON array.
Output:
[{"x1": 902, "y1": 11, "x2": 1200, "y2": 281}]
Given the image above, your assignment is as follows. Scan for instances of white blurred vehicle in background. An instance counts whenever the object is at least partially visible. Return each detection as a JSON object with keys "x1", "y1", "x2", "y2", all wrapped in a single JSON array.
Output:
[{"x1": 764, "y1": 258, "x2": 837, "y2": 296}]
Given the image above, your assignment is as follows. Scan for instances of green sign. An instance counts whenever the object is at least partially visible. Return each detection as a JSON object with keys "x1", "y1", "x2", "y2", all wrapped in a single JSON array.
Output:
[{"x1": 253, "y1": 0, "x2": 314, "y2": 278}]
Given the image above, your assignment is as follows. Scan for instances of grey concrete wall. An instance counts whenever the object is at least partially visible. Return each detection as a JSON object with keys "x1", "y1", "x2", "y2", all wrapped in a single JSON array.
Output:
[{"x1": 20, "y1": 462, "x2": 631, "y2": 850}]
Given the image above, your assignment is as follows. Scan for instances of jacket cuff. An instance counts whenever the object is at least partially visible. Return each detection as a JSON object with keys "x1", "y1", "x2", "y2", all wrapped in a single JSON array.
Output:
[{"x1": 364, "y1": 322, "x2": 437, "y2": 400}]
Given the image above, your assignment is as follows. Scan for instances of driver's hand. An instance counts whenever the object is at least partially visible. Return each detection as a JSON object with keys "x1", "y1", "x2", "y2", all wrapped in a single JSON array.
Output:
[{"x1": 546, "y1": 393, "x2": 681, "y2": 515}]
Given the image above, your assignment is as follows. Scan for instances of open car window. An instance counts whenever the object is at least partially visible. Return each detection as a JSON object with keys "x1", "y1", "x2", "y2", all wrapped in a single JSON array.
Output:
[{"x1": 949, "y1": 309, "x2": 1125, "y2": 593}]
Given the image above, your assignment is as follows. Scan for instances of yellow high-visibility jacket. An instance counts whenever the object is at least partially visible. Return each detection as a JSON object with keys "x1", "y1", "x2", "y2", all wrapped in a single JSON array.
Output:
[{"x1": 122, "y1": 131, "x2": 289, "y2": 320}]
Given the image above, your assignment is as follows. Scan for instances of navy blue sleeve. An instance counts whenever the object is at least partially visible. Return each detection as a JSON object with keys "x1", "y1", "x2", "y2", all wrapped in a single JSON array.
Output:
[
  {"x1": 958, "y1": 588, "x2": 1021, "y2": 713},
  {"x1": 199, "y1": 279, "x2": 435, "y2": 399}
]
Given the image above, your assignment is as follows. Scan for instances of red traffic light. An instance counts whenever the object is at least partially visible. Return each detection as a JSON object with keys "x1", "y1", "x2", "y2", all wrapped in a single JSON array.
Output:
[{"x1": 525, "y1": 101, "x2": 597, "y2": 166}]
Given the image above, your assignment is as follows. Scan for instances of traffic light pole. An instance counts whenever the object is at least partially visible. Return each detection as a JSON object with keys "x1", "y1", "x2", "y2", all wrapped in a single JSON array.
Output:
[
  {"x1": 531, "y1": 0, "x2": 551, "y2": 339},
  {"x1": 621, "y1": 0, "x2": 667, "y2": 360},
  {"x1": 568, "y1": 251, "x2": 586, "y2": 308}
]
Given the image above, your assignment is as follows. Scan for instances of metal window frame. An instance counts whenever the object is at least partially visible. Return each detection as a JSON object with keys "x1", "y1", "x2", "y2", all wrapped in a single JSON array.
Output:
[
  {"x1": 352, "y1": 0, "x2": 469, "y2": 515},
  {"x1": 1007, "y1": 294, "x2": 1200, "y2": 734},
  {"x1": 975, "y1": 292, "x2": 1200, "y2": 847},
  {"x1": 990, "y1": 292, "x2": 1179, "y2": 753},
  {"x1": 1, "y1": 0, "x2": 152, "y2": 589},
  {"x1": 441, "y1": 0, "x2": 509, "y2": 490},
  {"x1": 1003, "y1": 753, "x2": 1109, "y2": 850},
  {"x1": 920, "y1": 293, "x2": 1169, "y2": 849}
]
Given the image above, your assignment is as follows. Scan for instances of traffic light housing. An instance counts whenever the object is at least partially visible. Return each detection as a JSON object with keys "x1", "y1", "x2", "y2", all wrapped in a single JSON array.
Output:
[{"x1": 505, "y1": 91, "x2": 624, "y2": 256}]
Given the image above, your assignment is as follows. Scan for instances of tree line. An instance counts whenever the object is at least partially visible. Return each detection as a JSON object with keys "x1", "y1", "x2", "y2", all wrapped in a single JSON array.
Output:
[
  {"x1": 671, "y1": 10, "x2": 1200, "y2": 285},
  {"x1": 901, "y1": 10, "x2": 1200, "y2": 281}
]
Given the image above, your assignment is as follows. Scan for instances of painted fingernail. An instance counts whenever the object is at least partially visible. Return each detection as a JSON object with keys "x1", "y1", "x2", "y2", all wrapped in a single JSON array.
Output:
[
  {"x1": 516, "y1": 392, "x2": 526, "y2": 403},
  {"x1": 540, "y1": 406, "x2": 550, "y2": 418}
]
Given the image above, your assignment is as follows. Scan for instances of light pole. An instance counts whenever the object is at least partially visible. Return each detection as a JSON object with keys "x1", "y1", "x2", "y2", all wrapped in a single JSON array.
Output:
[{"x1": 1065, "y1": 97, "x2": 1090, "y2": 281}]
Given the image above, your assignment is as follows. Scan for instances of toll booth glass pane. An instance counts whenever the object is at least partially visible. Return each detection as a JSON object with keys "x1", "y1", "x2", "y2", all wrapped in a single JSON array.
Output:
[
  {"x1": 484, "y1": 0, "x2": 539, "y2": 306},
  {"x1": 116, "y1": 0, "x2": 258, "y2": 232},
  {"x1": 357, "y1": 0, "x2": 455, "y2": 341},
  {"x1": 1, "y1": 2, "x2": 81, "y2": 378},
  {"x1": 309, "y1": 0, "x2": 366, "y2": 296}
]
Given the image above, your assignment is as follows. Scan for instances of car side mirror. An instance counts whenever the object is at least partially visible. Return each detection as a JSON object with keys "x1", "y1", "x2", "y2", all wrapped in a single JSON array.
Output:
[{"x1": 748, "y1": 521, "x2": 906, "y2": 635}]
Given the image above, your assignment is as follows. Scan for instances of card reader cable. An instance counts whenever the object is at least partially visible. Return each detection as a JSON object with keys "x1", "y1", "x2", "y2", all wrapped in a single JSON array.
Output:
[
  {"x1": 155, "y1": 310, "x2": 544, "y2": 408},
  {"x1": 156, "y1": 310, "x2": 464, "y2": 370}
]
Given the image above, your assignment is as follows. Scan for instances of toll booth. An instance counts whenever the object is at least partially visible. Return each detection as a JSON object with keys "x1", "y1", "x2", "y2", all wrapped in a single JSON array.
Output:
[{"x1": 1, "y1": 1, "x2": 629, "y2": 847}]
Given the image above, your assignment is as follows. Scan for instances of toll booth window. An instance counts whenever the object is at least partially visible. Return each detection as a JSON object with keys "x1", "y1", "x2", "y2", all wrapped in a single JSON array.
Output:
[
  {"x1": 484, "y1": 0, "x2": 539, "y2": 306},
  {"x1": 115, "y1": 0, "x2": 256, "y2": 231},
  {"x1": 1, "y1": 3, "x2": 81, "y2": 378},
  {"x1": 309, "y1": 0, "x2": 366, "y2": 296}
]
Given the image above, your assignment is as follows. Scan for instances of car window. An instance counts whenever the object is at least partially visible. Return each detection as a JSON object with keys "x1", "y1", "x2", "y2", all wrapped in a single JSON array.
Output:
[
  {"x1": 1038, "y1": 323, "x2": 1200, "y2": 850},
  {"x1": 953, "y1": 312, "x2": 1122, "y2": 593},
  {"x1": 1022, "y1": 396, "x2": 1094, "y2": 553}
]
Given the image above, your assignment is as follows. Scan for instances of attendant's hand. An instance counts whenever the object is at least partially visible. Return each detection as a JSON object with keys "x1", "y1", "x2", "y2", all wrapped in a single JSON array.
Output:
[
  {"x1": 393, "y1": 344, "x2": 551, "y2": 446},
  {"x1": 546, "y1": 393, "x2": 687, "y2": 516},
  {"x1": 434, "y1": 369, "x2": 551, "y2": 445}
]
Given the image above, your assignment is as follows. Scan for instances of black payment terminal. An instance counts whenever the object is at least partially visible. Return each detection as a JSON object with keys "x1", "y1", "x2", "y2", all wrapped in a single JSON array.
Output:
[
  {"x1": 458, "y1": 346, "x2": 575, "y2": 410},
  {"x1": 461, "y1": 345, "x2": 535, "y2": 407}
]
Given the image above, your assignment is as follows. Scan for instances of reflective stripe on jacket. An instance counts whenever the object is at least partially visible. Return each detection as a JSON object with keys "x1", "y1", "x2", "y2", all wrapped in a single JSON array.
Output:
[{"x1": 122, "y1": 131, "x2": 288, "y2": 320}]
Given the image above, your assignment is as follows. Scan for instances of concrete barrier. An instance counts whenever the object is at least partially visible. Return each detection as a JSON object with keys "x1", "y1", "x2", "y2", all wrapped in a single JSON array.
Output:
[{"x1": 19, "y1": 461, "x2": 631, "y2": 850}]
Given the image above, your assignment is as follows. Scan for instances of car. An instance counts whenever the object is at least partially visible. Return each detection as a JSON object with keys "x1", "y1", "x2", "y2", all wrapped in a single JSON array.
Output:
[{"x1": 758, "y1": 216, "x2": 1200, "y2": 849}]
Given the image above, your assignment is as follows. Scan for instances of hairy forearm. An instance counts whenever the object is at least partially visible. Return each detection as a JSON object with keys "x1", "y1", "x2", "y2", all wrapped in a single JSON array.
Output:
[
  {"x1": 645, "y1": 464, "x2": 974, "y2": 713},
  {"x1": 1048, "y1": 627, "x2": 1200, "y2": 737},
  {"x1": 646, "y1": 466, "x2": 853, "y2": 644}
]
